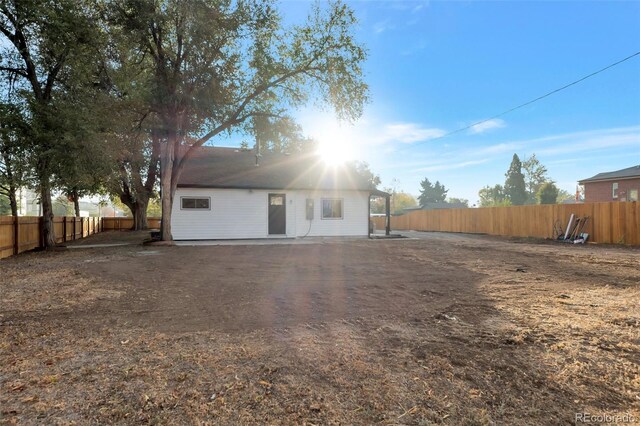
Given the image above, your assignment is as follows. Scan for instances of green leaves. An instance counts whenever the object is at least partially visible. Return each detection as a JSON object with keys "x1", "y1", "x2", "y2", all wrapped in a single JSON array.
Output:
[
  {"x1": 418, "y1": 178, "x2": 448, "y2": 206},
  {"x1": 504, "y1": 154, "x2": 527, "y2": 205}
]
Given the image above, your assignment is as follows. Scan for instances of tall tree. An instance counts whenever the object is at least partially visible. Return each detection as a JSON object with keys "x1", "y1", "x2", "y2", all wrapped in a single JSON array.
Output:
[
  {"x1": 478, "y1": 184, "x2": 510, "y2": 207},
  {"x1": 0, "y1": 103, "x2": 30, "y2": 216},
  {"x1": 418, "y1": 178, "x2": 448, "y2": 206},
  {"x1": 54, "y1": 90, "x2": 114, "y2": 217},
  {"x1": 0, "y1": 0, "x2": 101, "y2": 246},
  {"x1": 522, "y1": 154, "x2": 549, "y2": 204},
  {"x1": 504, "y1": 154, "x2": 527, "y2": 205},
  {"x1": 108, "y1": 0, "x2": 368, "y2": 240},
  {"x1": 96, "y1": 27, "x2": 162, "y2": 230},
  {"x1": 537, "y1": 182, "x2": 559, "y2": 204},
  {"x1": 107, "y1": 126, "x2": 160, "y2": 230}
]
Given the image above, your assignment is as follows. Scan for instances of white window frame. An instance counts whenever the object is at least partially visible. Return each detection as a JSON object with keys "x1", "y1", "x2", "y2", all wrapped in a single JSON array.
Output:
[
  {"x1": 629, "y1": 189, "x2": 638, "y2": 202},
  {"x1": 180, "y1": 196, "x2": 211, "y2": 210},
  {"x1": 321, "y1": 198, "x2": 344, "y2": 220},
  {"x1": 612, "y1": 182, "x2": 618, "y2": 199}
]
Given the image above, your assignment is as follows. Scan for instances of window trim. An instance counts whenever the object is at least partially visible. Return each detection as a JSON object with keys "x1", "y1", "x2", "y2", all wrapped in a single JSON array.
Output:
[
  {"x1": 612, "y1": 182, "x2": 618, "y2": 199},
  {"x1": 180, "y1": 196, "x2": 211, "y2": 210},
  {"x1": 321, "y1": 198, "x2": 344, "y2": 220}
]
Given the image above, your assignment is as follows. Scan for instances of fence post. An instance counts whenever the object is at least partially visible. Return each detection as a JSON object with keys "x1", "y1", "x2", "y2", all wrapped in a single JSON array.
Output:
[
  {"x1": 63, "y1": 217, "x2": 67, "y2": 242},
  {"x1": 13, "y1": 216, "x2": 19, "y2": 255}
]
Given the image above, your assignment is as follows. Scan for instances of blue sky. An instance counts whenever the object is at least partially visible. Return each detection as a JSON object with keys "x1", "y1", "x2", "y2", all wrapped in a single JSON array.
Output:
[{"x1": 280, "y1": 0, "x2": 640, "y2": 204}]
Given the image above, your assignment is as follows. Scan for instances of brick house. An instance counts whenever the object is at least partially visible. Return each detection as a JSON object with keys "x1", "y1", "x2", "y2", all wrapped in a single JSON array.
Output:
[{"x1": 578, "y1": 165, "x2": 640, "y2": 202}]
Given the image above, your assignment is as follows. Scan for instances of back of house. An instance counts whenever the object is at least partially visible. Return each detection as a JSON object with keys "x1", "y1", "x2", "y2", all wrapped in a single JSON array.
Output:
[{"x1": 172, "y1": 147, "x2": 385, "y2": 240}]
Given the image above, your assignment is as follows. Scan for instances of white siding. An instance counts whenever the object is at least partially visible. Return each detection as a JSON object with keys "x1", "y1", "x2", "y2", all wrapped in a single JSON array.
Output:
[
  {"x1": 293, "y1": 190, "x2": 369, "y2": 237},
  {"x1": 171, "y1": 188, "x2": 368, "y2": 240}
]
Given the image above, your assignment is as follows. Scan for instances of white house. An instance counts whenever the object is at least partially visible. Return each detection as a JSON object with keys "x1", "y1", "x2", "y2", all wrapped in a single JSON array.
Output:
[{"x1": 171, "y1": 147, "x2": 389, "y2": 240}]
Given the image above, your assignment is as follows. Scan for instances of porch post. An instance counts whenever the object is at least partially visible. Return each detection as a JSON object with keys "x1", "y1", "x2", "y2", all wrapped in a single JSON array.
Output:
[{"x1": 385, "y1": 195, "x2": 391, "y2": 236}]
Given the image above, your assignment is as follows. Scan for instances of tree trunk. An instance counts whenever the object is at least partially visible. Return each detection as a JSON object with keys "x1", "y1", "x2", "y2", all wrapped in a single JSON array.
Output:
[
  {"x1": 133, "y1": 199, "x2": 149, "y2": 231},
  {"x1": 71, "y1": 191, "x2": 80, "y2": 217},
  {"x1": 119, "y1": 189, "x2": 150, "y2": 231},
  {"x1": 8, "y1": 187, "x2": 18, "y2": 217},
  {"x1": 40, "y1": 181, "x2": 56, "y2": 248},
  {"x1": 160, "y1": 145, "x2": 174, "y2": 241}
]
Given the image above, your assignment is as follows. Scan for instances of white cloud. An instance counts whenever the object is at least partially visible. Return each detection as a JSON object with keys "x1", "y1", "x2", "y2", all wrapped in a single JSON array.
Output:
[
  {"x1": 373, "y1": 20, "x2": 394, "y2": 34},
  {"x1": 411, "y1": 159, "x2": 490, "y2": 173},
  {"x1": 469, "y1": 118, "x2": 506, "y2": 134},
  {"x1": 379, "y1": 123, "x2": 445, "y2": 144},
  {"x1": 471, "y1": 125, "x2": 640, "y2": 160},
  {"x1": 296, "y1": 110, "x2": 445, "y2": 155}
]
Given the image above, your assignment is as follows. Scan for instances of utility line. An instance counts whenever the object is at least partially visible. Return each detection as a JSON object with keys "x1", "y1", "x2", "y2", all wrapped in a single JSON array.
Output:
[{"x1": 402, "y1": 50, "x2": 640, "y2": 149}]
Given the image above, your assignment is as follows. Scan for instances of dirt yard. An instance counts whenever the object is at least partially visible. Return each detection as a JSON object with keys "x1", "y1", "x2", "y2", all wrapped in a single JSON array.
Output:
[{"x1": 1, "y1": 231, "x2": 638, "y2": 424}]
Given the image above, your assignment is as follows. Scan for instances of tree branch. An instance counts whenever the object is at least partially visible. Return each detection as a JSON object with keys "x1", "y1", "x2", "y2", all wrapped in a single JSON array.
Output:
[
  {"x1": 0, "y1": 6, "x2": 43, "y2": 99},
  {"x1": 0, "y1": 66, "x2": 28, "y2": 78}
]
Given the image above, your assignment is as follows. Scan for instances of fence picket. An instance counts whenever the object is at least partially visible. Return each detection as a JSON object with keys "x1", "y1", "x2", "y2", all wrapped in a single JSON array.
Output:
[{"x1": 371, "y1": 201, "x2": 639, "y2": 245}]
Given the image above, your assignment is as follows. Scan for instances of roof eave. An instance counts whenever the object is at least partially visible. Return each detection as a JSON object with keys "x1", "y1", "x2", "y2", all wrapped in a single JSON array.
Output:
[
  {"x1": 176, "y1": 184, "x2": 375, "y2": 192},
  {"x1": 579, "y1": 175, "x2": 640, "y2": 184}
]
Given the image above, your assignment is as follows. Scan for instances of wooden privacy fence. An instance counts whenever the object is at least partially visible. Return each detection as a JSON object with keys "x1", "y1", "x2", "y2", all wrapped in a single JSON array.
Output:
[
  {"x1": 0, "y1": 216, "x2": 102, "y2": 259},
  {"x1": 101, "y1": 217, "x2": 161, "y2": 231},
  {"x1": 0, "y1": 216, "x2": 161, "y2": 260},
  {"x1": 372, "y1": 201, "x2": 639, "y2": 245}
]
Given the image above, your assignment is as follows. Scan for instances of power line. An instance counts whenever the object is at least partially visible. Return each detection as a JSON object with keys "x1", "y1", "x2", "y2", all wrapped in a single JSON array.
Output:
[{"x1": 402, "y1": 50, "x2": 640, "y2": 149}]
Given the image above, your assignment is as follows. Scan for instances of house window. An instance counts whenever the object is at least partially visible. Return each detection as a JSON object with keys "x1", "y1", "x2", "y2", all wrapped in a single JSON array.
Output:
[
  {"x1": 629, "y1": 189, "x2": 638, "y2": 202},
  {"x1": 181, "y1": 197, "x2": 210, "y2": 210},
  {"x1": 612, "y1": 182, "x2": 618, "y2": 198},
  {"x1": 270, "y1": 195, "x2": 284, "y2": 206},
  {"x1": 322, "y1": 198, "x2": 343, "y2": 219}
]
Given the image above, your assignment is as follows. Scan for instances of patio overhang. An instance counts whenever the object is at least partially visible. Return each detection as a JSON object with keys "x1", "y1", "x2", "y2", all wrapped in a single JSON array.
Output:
[{"x1": 368, "y1": 189, "x2": 391, "y2": 237}]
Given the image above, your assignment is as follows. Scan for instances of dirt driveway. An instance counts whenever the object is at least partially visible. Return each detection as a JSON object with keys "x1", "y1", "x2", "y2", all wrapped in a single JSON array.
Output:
[{"x1": 1, "y1": 231, "x2": 638, "y2": 424}]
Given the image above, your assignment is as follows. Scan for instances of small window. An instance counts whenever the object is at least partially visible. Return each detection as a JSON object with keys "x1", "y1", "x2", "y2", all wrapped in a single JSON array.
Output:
[
  {"x1": 322, "y1": 198, "x2": 343, "y2": 219},
  {"x1": 270, "y1": 195, "x2": 284, "y2": 206},
  {"x1": 181, "y1": 197, "x2": 210, "y2": 210},
  {"x1": 629, "y1": 189, "x2": 638, "y2": 202},
  {"x1": 612, "y1": 182, "x2": 618, "y2": 198}
]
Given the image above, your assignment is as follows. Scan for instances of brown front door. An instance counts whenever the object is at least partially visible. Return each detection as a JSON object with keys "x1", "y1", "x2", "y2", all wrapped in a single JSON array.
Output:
[{"x1": 268, "y1": 194, "x2": 286, "y2": 235}]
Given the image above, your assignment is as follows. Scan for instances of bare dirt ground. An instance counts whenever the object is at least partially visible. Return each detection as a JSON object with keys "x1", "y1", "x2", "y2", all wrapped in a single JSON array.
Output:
[{"x1": 1, "y1": 231, "x2": 638, "y2": 425}]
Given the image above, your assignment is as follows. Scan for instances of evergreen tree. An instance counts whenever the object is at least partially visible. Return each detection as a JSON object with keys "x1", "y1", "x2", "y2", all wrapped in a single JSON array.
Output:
[
  {"x1": 504, "y1": 154, "x2": 527, "y2": 205},
  {"x1": 418, "y1": 178, "x2": 448, "y2": 206}
]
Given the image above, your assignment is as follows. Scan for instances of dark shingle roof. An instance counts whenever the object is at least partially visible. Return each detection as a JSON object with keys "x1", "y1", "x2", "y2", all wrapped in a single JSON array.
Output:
[
  {"x1": 578, "y1": 164, "x2": 640, "y2": 183},
  {"x1": 177, "y1": 146, "x2": 377, "y2": 191}
]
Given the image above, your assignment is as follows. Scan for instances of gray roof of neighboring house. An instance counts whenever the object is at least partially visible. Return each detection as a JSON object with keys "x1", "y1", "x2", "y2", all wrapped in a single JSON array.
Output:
[
  {"x1": 177, "y1": 146, "x2": 381, "y2": 192},
  {"x1": 578, "y1": 164, "x2": 640, "y2": 184}
]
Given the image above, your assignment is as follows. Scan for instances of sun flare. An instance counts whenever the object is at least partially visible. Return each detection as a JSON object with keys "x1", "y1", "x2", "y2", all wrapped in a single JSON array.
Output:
[
  {"x1": 318, "y1": 140, "x2": 352, "y2": 165},
  {"x1": 316, "y1": 126, "x2": 355, "y2": 166}
]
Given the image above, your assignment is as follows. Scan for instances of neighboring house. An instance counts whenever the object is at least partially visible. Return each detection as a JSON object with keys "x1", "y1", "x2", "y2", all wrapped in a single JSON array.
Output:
[
  {"x1": 172, "y1": 147, "x2": 389, "y2": 240},
  {"x1": 17, "y1": 188, "x2": 41, "y2": 216},
  {"x1": 578, "y1": 165, "x2": 640, "y2": 202}
]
